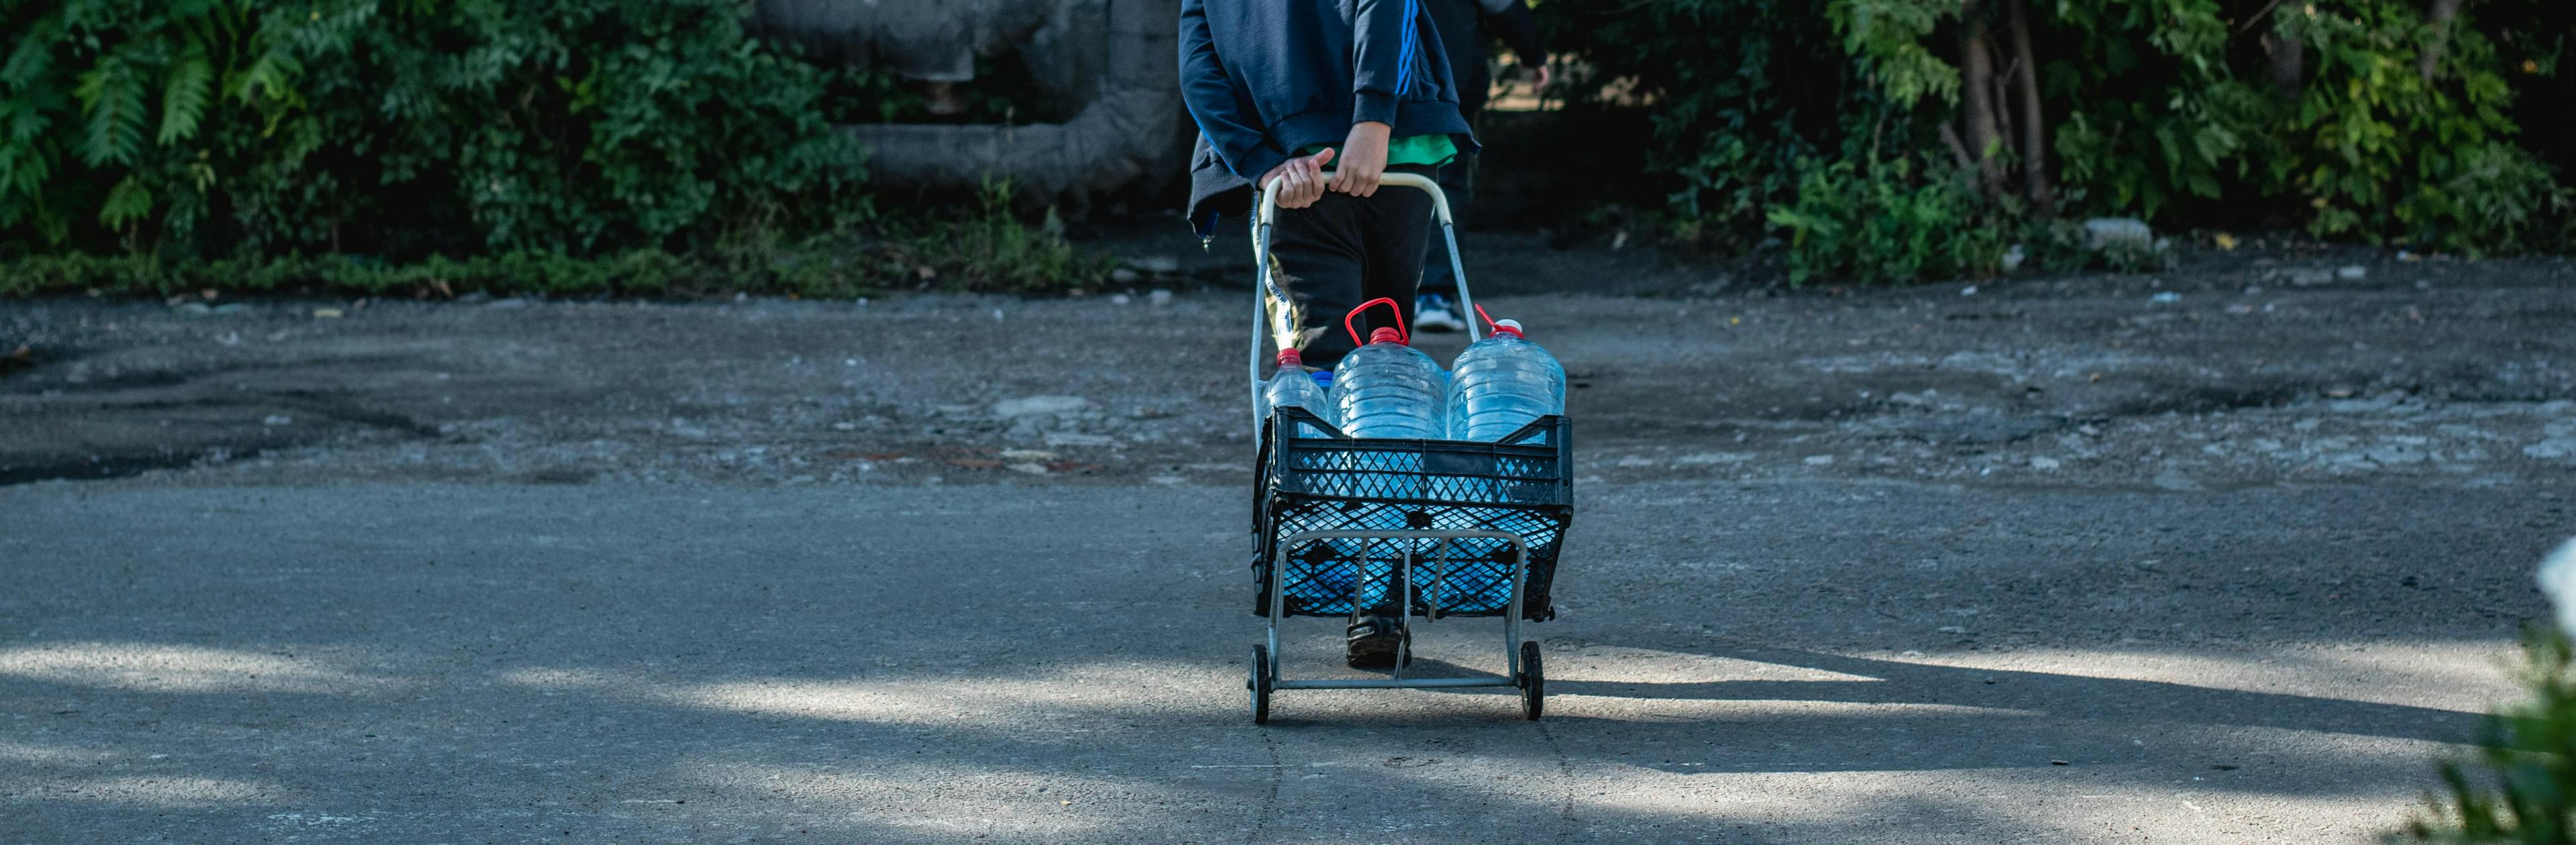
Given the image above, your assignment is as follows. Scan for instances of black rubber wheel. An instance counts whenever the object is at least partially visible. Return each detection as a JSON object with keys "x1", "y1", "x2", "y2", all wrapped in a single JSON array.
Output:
[
  {"x1": 1517, "y1": 640, "x2": 1544, "y2": 721},
  {"x1": 1248, "y1": 644, "x2": 1273, "y2": 724}
]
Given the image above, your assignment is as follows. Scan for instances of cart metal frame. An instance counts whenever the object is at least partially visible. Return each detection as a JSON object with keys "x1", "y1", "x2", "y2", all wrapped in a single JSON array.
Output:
[
  {"x1": 1247, "y1": 172, "x2": 1482, "y2": 437},
  {"x1": 1242, "y1": 172, "x2": 1545, "y2": 723}
]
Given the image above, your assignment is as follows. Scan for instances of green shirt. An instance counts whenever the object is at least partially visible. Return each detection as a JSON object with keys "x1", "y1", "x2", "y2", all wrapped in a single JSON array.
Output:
[{"x1": 1296, "y1": 134, "x2": 1458, "y2": 169}]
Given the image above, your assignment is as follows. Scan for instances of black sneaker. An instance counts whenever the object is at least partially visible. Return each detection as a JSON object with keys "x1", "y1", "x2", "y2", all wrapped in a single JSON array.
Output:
[{"x1": 1345, "y1": 616, "x2": 1410, "y2": 669}]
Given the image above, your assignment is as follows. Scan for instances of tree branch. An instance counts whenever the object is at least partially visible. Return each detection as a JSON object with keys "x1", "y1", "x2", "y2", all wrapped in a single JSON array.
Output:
[
  {"x1": 1939, "y1": 121, "x2": 1978, "y2": 172},
  {"x1": 2233, "y1": 0, "x2": 2291, "y2": 35}
]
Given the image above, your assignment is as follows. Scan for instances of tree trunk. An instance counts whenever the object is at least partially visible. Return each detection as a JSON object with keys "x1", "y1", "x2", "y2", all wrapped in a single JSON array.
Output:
[
  {"x1": 1990, "y1": 46, "x2": 2018, "y2": 159},
  {"x1": 1956, "y1": 1, "x2": 2008, "y2": 198},
  {"x1": 2418, "y1": 0, "x2": 2465, "y2": 82},
  {"x1": 2004, "y1": 0, "x2": 2053, "y2": 210},
  {"x1": 2267, "y1": 22, "x2": 2305, "y2": 97}
]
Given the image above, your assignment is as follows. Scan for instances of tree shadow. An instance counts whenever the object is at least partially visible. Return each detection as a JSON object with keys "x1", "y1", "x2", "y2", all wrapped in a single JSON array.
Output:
[
  {"x1": 1532, "y1": 643, "x2": 2483, "y2": 746},
  {"x1": 5, "y1": 481, "x2": 2549, "y2": 844}
]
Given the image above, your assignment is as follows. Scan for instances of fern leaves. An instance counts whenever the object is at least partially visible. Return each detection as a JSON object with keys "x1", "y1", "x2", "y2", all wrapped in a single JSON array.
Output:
[
  {"x1": 73, "y1": 55, "x2": 148, "y2": 167},
  {"x1": 9, "y1": 0, "x2": 873, "y2": 256},
  {"x1": 223, "y1": 48, "x2": 297, "y2": 109},
  {"x1": 159, "y1": 46, "x2": 213, "y2": 146},
  {"x1": 99, "y1": 175, "x2": 150, "y2": 227},
  {"x1": 9, "y1": 1, "x2": 311, "y2": 241}
]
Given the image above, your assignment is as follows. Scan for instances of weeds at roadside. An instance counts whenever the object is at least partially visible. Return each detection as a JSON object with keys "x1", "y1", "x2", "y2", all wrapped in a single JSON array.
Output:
[{"x1": 0, "y1": 182, "x2": 1110, "y2": 301}]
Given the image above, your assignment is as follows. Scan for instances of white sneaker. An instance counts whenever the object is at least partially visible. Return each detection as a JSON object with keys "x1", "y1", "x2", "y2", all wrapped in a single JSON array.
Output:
[{"x1": 1415, "y1": 294, "x2": 1464, "y2": 333}]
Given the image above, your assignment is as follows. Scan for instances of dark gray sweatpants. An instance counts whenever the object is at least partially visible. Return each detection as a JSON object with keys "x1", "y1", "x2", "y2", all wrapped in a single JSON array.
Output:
[{"x1": 1265, "y1": 164, "x2": 1438, "y2": 369}]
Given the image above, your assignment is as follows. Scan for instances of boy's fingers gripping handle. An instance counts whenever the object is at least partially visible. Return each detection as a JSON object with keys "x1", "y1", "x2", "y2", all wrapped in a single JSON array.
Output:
[
  {"x1": 1344, "y1": 297, "x2": 1407, "y2": 347},
  {"x1": 1256, "y1": 172, "x2": 1450, "y2": 227}
]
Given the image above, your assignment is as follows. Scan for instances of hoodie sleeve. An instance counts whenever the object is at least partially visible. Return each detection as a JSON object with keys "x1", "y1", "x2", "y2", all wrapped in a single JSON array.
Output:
[
  {"x1": 1178, "y1": 0, "x2": 1286, "y2": 180},
  {"x1": 1349, "y1": 0, "x2": 1417, "y2": 127}
]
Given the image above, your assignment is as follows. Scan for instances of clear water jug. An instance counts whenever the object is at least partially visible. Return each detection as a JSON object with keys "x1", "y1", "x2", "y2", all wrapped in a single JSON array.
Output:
[
  {"x1": 1330, "y1": 300, "x2": 1445, "y2": 439},
  {"x1": 1256, "y1": 349, "x2": 1336, "y2": 438},
  {"x1": 1444, "y1": 316, "x2": 1564, "y2": 441}
]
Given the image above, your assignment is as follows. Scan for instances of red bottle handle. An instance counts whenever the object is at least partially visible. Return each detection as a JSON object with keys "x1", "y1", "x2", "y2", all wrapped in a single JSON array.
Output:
[
  {"x1": 1473, "y1": 303, "x2": 1501, "y2": 335},
  {"x1": 1342, "y1": 297, "x2": 1408, "y2": 347}
]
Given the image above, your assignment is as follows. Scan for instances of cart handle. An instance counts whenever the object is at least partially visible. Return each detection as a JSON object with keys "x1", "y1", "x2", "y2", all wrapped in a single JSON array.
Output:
[
  {"x1": 1246, "y1": 172, "x2": 1481, "y2": 441},
  {"x1": 1261, "y1": 172, "x2": 1457, "y2": 227}
]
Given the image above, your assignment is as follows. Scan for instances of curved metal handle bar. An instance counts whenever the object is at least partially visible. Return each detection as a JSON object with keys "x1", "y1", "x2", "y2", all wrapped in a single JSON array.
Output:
[
  {"x1": 1246, "y1": 172, "x2": 1481, "y2": 440},
  {"x1": 1258, "y1": 171, "x2": 1454, "y2": 227}
]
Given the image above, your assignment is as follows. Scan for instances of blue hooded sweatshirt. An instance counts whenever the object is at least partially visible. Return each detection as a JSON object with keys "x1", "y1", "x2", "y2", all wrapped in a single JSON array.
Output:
[{"x1": 1178, "y1": 0, "x2": 1479, "y2": 239}]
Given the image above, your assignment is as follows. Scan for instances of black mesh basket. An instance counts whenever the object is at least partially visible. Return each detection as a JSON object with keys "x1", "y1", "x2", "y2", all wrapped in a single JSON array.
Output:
[{"x1": 1252, "y1": 406, "x2": 1573, "y2": 621}]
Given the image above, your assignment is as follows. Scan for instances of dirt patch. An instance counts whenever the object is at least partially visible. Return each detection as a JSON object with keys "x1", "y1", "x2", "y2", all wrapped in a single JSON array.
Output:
[{"x1": 2, "y1": 241, "x2": 2570, "y2": 490}]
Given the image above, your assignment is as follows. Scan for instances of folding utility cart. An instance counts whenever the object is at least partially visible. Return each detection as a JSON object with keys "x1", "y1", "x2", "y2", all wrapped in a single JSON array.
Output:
[{"x1": 1242, "y1": 173, "x2": 1575, "y2": 723}]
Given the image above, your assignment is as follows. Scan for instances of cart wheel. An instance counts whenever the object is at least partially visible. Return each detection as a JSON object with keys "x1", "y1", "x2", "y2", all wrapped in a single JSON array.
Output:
[
  {"x1": 1248, "y1": 644, "x2": 1273, "y2": 724},
  {"x1": 1517, "y1": 640, "x2": 1544, "y2": 721}
]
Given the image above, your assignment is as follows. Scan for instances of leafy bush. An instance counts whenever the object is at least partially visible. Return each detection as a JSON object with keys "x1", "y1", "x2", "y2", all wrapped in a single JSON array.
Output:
[
  {"x1": 0, "y1": 249, "x2": 690, "y2": 299},
  {"x1": 1542, "y1": 1, "x2": 1855, "y2": 247},
  {"x1": 1541, "y1": 0, "x2": 2574, "y2": 282},
  {"x1": 884, "y1": 180, "x2": 1112, "y2": 294},
  {"x1": 1, "y1": 0, "x2": 872, "y2": 260},
  {"x1": 0, "y1": 180, "x2": 1112, "y2": 298},
  {"x1": 2280, "y1": 4, "x2": 2575, "y2": 256},
  {"x1": 1766, "y1": 154, "x2": 2006, "y2": 285}
]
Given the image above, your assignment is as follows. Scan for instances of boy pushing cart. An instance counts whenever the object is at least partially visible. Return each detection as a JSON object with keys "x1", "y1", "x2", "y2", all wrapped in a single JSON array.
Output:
[{"x1": 1182, "y1": 0, "x2": 1573, "y2": 721}]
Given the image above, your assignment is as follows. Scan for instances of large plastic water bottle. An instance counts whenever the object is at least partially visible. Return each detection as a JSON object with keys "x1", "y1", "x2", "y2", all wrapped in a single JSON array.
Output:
[
  {"x1": 1256, "y1": 349, "x2": 1336, "y2": 438},
  {"x1": 1332, "y1": 325, "x2": 1445, "y2": 439},
  {"x1": 1445, "y1": 317, "x2": 1565, "y2": 441}
]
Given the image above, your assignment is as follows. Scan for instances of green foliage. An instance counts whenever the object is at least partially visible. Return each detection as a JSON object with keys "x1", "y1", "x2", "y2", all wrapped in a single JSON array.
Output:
[
  {"x1": 2278, "y1": 2, "x2": 2573, "y2": 255},
  {"x1": 1542, "y1": 0, "x2": 1857, "y2": 243},
  {"x1": 2397, "y1": 627, "x2": 2576, "y2": 844},
  {"x1": 902, "y1": 180, "x2": 1112, "y2": 294},
  {"x1": 2391, "y1": 142, "x2": 2575, "y2": 256},
  {"x1": 0, "y1": 180, "x2": 1110, "y2": 299},
  {"x1": 1541, "y1": 0, "x2": 2573, "y2": 283},
  {"x1": 2035, "y1": 0, "x2": 2260, "y2": 219},
  {"x1": 3, "y1": 0, "x2": 302, "y2": 244},
  {"x1": 1828, "y1": 0, "x2": 1959, "y2": 109},
  {"x1": 1766, "y1": 154, "x2": 2007, "y2": 286},
  {"x1": 0, "y1": 249, "x2": 690, "y2": 299},
  {"x1": 1, "y1": 0, "x2": 873, "y2": 260}
]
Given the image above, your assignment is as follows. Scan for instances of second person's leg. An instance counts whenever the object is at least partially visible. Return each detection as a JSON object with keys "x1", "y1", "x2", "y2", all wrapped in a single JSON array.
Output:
[{"x1": 1415, "y1": 156, "x2": 1471, "y2": 331}]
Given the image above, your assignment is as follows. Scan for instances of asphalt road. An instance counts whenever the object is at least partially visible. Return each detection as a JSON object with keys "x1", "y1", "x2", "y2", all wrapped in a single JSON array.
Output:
[
  {"x1": 1, "y1": 477, "x2": 2567, "y2": 844},
  {"x1": 3, "y1": 245, "x2": 2573, "y2": 842}
]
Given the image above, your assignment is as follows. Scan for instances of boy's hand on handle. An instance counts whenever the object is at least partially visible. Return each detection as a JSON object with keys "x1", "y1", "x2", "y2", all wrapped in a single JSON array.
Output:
[
  {"x1": 1328, "y1": 121, "x2": 1391, "y2": 197},
  {"x1": 1260, "y1": 147, "x2": 1335, "y2": 209}
]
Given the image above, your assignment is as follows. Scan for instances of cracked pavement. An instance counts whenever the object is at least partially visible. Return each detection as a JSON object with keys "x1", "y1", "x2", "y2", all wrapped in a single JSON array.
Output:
[{"x1": 3, "y1": 238, "x2": 2573, "y2": 842}]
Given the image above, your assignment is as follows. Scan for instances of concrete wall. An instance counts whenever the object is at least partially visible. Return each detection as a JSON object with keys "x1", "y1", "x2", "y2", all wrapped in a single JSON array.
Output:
[{"x1": 751, "y1": 0, "x2": 1185, "y2": 205}]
